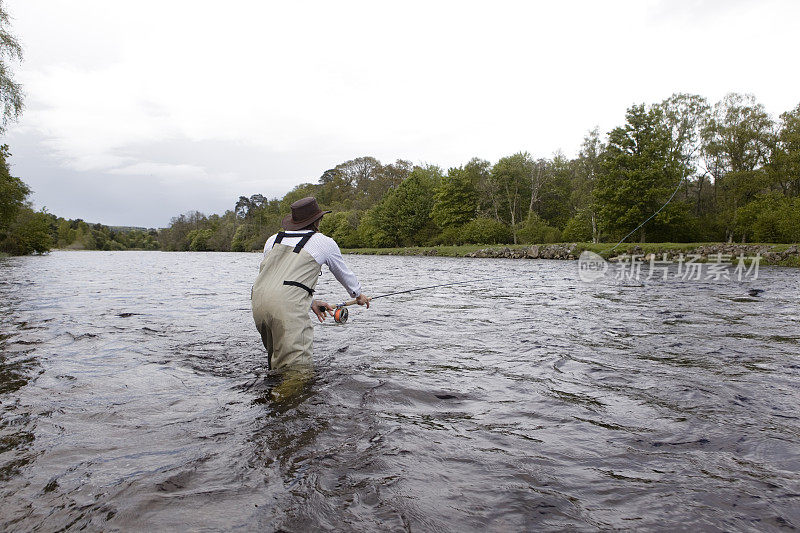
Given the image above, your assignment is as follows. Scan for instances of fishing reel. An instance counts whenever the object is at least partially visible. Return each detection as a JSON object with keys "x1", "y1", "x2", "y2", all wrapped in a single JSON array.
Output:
[{"x1": 332, "y1": 305, "x2": 348, "y2": 324}]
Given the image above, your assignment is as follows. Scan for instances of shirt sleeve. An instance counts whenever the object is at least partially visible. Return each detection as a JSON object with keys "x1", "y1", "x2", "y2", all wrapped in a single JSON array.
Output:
[
  {"x1": 324, "y1": 238, "x2": 362, "y2": 298},
  {"x1": 263, "y1": 234, "x2": 276, "y2": 258}
]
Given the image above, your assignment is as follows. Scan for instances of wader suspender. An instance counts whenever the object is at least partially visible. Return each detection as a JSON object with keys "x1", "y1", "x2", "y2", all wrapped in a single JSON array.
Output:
[{"x1": 274, "y1": 231, "x2": 317, "y2": 296}]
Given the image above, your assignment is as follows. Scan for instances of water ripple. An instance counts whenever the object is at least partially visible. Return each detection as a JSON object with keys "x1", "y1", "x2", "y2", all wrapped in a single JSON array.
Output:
[{"x1": 0, "y1": 251, "x2": 798, "y2": 530}]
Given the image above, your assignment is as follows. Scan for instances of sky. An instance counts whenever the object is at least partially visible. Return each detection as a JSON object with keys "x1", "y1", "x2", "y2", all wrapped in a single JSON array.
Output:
[{"x1": 4, "y1": 0, "x2": 799, "y2": 228}]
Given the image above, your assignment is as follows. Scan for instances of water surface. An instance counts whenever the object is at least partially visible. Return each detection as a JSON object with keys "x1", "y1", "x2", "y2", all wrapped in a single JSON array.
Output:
[{"x1": 1, "y1": 251, "x2": 798, "y2": 531}]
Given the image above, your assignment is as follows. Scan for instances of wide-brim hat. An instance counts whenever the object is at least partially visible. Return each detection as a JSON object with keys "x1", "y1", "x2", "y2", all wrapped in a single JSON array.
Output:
[{"x1": 281, "y1": 196, "x2": 331, "y2": 230}]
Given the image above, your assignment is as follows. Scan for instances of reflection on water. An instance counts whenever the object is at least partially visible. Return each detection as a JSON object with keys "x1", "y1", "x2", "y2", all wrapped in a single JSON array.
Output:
[
  {"x1": 0, "y1": 250, "x2": 799, "y2": 530},
  {"x1": 244, "y1": 367, "x2": 316, "y2": 409}
]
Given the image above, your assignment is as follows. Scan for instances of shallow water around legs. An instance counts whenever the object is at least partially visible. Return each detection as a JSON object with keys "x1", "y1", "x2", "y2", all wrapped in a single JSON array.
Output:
[{"x1": 1, "y1": 251, "x2": 799, "y2": 531}]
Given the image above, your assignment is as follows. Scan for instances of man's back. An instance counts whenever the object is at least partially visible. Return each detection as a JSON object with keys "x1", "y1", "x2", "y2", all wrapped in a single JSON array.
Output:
[{"x1": 263, "y1": 230, "x2": 361, "y2": 298}]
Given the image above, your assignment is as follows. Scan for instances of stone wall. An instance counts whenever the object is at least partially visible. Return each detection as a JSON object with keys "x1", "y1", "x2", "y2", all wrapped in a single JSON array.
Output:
[{"x1": 464, "y1": 244, "x2": 799, "y2": 264}]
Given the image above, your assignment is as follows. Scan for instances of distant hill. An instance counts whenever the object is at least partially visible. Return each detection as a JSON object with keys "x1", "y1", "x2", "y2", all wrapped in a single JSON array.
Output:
[{"x1": 108, "y1": 226, "x2": 155, "y2": 233}]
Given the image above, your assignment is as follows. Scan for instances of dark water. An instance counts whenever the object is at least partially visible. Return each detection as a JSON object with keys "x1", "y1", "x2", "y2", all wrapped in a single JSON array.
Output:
[{"x1": 1, "y1": 251, "x2": 799, "y2": 531}]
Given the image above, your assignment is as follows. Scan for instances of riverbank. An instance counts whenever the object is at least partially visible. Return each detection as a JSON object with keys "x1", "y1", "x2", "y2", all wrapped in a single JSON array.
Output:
[{"x1": 343, "y1": 242, "x2": 800, "y2": 266}]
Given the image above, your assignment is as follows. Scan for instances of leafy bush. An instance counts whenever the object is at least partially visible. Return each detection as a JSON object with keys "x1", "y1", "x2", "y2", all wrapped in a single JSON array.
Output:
[
  {"x1": 736, "y1": 194, "x2": 800, "y2": 243},
  {"x1": 431, "y1": 225, "x2": 463, "y2": 245},
  {"x1": 433, "y1": 218, "x2": 511, "y2": 245},
  {"x1": 517, "y1": 213, "x2": 561, "y2": 244},
  {"x1": 188, "y1": 229, "x2": 214, "y2": 251},
  {"x1": 462, "y1": 218, "x2": 512, "y2": 244},
  {"x1": 0, "y1": 207, "x2": 52, "y2": 255},
  {"x1": 562, "y1": 213, "x2": 593, "y2": 242}
]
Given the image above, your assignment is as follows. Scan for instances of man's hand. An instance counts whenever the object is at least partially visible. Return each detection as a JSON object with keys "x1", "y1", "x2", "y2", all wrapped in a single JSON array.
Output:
[
  {"x1": 312, "y1": 300, "x2": 334, "y2": 322},
  {"x1": 355, "y1": 294, "x2": 370, "y2": 309}
]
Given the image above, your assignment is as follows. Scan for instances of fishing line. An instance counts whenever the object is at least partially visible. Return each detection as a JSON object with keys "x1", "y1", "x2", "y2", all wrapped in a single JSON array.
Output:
[
  {"x1": 368, "y1": 276, "x2": 506, "y2": 301},
  {"x1": 330, "y1": 276, "x2": 504, "y2": 323},
  {"x1": 607, "y1": 179, "x2": 684, "y2": 253},
  {"x1": 330, "y1": 180, "x2": 684, "y2": 324}
]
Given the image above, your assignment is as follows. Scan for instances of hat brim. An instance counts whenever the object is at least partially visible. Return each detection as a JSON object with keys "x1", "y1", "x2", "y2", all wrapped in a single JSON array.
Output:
[{"x1": 281, "y1": 210, "x2": 332, "y2": 230}]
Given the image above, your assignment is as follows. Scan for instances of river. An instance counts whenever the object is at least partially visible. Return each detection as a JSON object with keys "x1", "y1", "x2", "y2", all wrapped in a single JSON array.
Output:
[{"x1": 1, "y1": 251, "x2": 798, "y2": 531}]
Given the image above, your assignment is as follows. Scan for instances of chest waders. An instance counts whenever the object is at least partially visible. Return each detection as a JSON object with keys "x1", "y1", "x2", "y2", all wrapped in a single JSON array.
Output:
[{"x1": 251, "y1": 232, "x2": 321, "y2": 369}]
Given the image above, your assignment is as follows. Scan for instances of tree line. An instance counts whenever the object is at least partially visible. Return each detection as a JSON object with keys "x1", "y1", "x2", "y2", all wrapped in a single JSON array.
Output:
[
  {"x1": 159, "y1": 92, "x2": 800, "y2": 252},
  {"x1": 3, "y1": 91, "x2": 799, "y2": 256},
  {"x1": 1, "y1": 145, "x2": 159, "y2": 255}
]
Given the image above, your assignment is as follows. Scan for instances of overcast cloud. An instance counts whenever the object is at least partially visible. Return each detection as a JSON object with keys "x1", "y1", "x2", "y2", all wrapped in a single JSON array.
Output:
[{"x1": 4, "y1": 0, "x2": 799, "y2": 227}]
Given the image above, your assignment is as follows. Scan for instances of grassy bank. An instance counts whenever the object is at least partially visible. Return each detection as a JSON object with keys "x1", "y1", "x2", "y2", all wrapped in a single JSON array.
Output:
[
  {"x1": 342, "y1": 242, "x2": 799, "y2": 266},
  {"x1": 341, "y1": 244, "x2": 515, "y2": 257}
]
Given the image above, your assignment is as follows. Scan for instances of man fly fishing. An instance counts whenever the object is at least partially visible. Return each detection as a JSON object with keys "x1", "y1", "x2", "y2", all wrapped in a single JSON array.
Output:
[{"x1": 251, "y1": 197, "x2": 370, "y2": 369}]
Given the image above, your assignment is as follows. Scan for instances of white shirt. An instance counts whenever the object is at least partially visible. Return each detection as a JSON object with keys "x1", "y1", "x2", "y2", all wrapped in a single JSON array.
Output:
[{"x1": 263, "y1": 230, "x2": 362, "y2": 298}]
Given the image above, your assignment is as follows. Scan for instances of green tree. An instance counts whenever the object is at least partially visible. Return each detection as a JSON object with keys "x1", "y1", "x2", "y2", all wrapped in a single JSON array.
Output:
[
  {"x1": 207, "y1": 211, "x2": 237, "y2": 251},
  {"x1": 319, "y1": 210, "x2": 361, "y2": 248},
  {"x1": 0, "y1": 144, "x2": 28, "y2": 229},
  {"x1": 431, "y1": 165, "x2": 478, "y2": 228},
  {"x1": 1, "y1": 207, "x2": 52, "y2": 254},
  {"x1": 572, "y1": 128, "x2": 604, "y2": 242},
  {"x1": 703, "y1": 93, "x2": 773, "y2": 176},
  {"x1": 490, "y1": 152, "x2": 533, "y2": 243},
  {"x1": 596, "y1": 103, "x2": 687, "y2": 242},
  {"x1": 56, "y1": 218, "x2": 73, "y2": 246},
  {"x1": 370, "y1": 165, "x2": 441, "y2": 246},
  {"x1": 355, "y1": 206, "x2": 392, "y2": 247},
  {"x1": 702, "y1": 93, "x2": 774, "y2": 240},
  {"x1": 536, "y1": 153, "x2": 572, "y2": 229},
  {"x1": 658, "y1": 93, "x2": 711, "y2": 218},
  {"x1": 188, "y1": 228, "x2": 214, "y2": 251},
  {"x1": 279, "y1": 183, "x2": 320, "y2": 214},
  {"x1": 658, "y1": 94, "x2": 710, "y2": 174},
  {"x1": 315, "y1": 156, "x2": 383, "y2": 210},
  {"x1": 230, "y1": 224, "x2": 250, "y2": 252},
  {"x1": 0, "y1": 1, "x2": 23, "y2": 133},
  {"x1": 769, "y1": 103, "x2": 800, "y2": 196},
  {"x1": 0, "y1": 145, "x2": 54, "y2": 255},
  {"x1": 316, "y1": 162, "x2": 357, "y2": 209},
  {"x1": 364, "y1": 159, "x2": 412, "y2": 208},
  {"x1": 157, "y1": 211, "x2": 208, "y2": 251}
]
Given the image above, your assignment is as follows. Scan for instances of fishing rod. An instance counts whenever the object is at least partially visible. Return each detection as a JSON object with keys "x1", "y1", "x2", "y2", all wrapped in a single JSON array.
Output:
[{"x1": 329, "y1": 276, "x2": 504, "y2": 323}]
